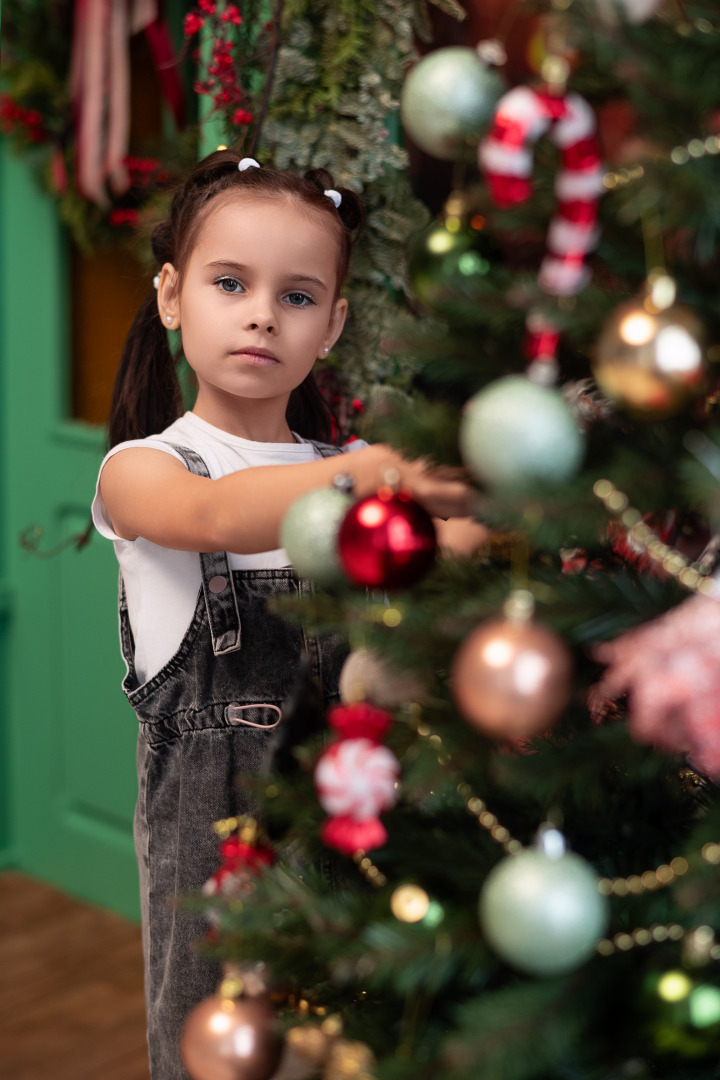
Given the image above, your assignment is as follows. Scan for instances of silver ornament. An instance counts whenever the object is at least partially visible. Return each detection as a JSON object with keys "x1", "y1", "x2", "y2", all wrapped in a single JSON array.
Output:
[
  {"x1": 479, "y1": 840, "x2": 608, "y2": 976},
  {"x1": 459, "y1": 375, "x2": 584, "y2": 490},
  {"x1": 400, "y1": 47, "x2": 505, "y2": 161},
  {"x1": 280, "y1": 487, "x2": 353, "y2": 587}
]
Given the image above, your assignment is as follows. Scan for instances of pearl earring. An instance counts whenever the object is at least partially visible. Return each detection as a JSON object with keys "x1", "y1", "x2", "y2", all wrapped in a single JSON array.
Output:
[
  {"x1": 166, "y1": 316, "x2": 173, "y2": 325},
  {"x1": 323, "y1": 347, "x2": 329, "y2": 355}
]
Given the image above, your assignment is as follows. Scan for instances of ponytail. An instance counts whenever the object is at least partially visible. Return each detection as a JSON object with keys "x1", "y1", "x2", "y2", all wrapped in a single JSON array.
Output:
[
  {"x1": 286, "y1": 373, "x2": 338, "y2": 444},
  {"x1": 107, "y1": 292, "x2": 183, "y2": 448}
]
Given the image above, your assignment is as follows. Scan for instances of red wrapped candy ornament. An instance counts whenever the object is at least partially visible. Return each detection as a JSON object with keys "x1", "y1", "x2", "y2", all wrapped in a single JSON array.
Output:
[
  {"x1": 338, "y1": 486, "x2": 437, "y2": 589},
  {"x1": 314, "y1": 703, "x2": 401, "y2": 855}
]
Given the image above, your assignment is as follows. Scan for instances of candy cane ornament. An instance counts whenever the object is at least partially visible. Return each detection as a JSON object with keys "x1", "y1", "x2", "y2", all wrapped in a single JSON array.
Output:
[{"x1": 479, "y1": 86, "x2": 605, "y2": 380}]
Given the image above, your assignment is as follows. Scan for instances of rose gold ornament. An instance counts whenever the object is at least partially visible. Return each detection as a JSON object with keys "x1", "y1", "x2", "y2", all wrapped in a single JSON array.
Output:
[
  {"x1": 451, "y1": 615, "x2": 572, "y2": 739},
  {"x1": 593, "y1": 293, "x2": 706, "y2": 419},
  {"x1": 181, "y1": 993, "x2": 282, "y2": 1080}
]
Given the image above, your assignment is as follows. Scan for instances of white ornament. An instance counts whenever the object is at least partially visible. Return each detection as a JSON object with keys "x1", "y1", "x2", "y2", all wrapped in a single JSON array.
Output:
[
  {"x1": 280, "y1": 487, "x2": 353, "y2": 587},
  {"x1": 339, "y1": 647, "x2": 426, "y2": 708},
  {"x1": 400, "y1": 47, "x2": 505, "y2": 161},
  {"x1": 479, "y1": 842, "x2": 609, "y2": 976},
  {"x1": 314, "y1": 739, "x2": 400, "y2": 820},
  {"x1": 459, "y1": 375, "x2": 584, "y2": 491}
]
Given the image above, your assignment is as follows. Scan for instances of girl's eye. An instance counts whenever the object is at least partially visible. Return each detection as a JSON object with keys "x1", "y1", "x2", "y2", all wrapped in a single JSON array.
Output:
[
  {"x1": 285, "y1": 292, "x2": 314, "y2": 308},
  {"x1": 216, "y1": 277, "x2": 243, "y2": 294}
]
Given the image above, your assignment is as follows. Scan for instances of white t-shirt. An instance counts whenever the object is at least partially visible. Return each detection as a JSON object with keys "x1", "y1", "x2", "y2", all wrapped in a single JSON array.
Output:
[{"x1": 92, "y1": 411, "x2": 366, "y2": 684}]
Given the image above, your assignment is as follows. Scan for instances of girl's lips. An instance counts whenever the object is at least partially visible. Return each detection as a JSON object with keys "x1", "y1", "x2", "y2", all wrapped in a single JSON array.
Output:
[{"x1": 233, "y1": 349, "x2": 279, "y2": 366}]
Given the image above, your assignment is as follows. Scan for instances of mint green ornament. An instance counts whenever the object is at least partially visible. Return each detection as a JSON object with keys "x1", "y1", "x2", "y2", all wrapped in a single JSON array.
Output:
[
  {"x1": 459, "y1": 375, "x2": 584, "y2": 490},
  {"x1": 280, "y1": 487, "x2": 353, "y2": 587},
  {"x1": 479, "y1": 832, "x2": 608, "y2": 976},
  {"x1": 400, "y1": 47, "x2": 505, "y2": 161}
]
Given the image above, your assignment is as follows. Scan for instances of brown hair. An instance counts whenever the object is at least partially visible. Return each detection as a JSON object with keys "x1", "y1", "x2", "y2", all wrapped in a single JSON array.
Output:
[{"x1": 108, "y1": 149, "x2": 364, "y2": 448}]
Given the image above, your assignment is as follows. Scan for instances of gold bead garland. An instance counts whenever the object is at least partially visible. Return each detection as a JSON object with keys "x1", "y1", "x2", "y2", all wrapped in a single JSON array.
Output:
[
  {"x1": 345, "y1": 672, "x2": 720, "y2": 958},
  {"x1": 458, "y1": 784, "x2": 523, "y2": 854},
  {"x1": 353, "y1": 850, "x2": 387, "y2": 888},
  {"x1": 597, "y1": 923, "x2": 687, "y2": 956},
  {"x1": 593, "y1": 478, "x2": 719, "y2": 596},
  {"x1": 409, "y1": 717, "x2": 720, "y2": 954},
  {"x1": 597, "y1": 922, "x2": 720, "y2": 960},
  {"x1": 597, "y1": 857, "x2": 690, "y2": 897},
  {"x1": 603, "y1": 132, "x2": 720, "y2": 191}
]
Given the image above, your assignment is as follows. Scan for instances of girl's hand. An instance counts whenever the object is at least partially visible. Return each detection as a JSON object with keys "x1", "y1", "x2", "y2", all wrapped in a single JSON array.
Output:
[
  {"x1": 100, "y1": 441, "x2": 478, "y2": 555},
  {"x1": 377, "y1": 449, "x2": 475, "y2": 521}
]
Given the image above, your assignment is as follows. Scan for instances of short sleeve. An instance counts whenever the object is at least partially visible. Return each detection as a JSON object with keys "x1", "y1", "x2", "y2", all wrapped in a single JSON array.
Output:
[{"x1": 91, "y1": 439, "x2": 189, "y2": 541}]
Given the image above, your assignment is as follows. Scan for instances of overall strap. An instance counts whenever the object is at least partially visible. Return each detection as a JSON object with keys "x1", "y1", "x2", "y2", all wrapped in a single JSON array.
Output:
[
  {"x1": 169, "y1": 444, "x2": 242, "y2": 656},
  {"x1": 307, "y1": 439, "x2": 344, "y2": 459}
]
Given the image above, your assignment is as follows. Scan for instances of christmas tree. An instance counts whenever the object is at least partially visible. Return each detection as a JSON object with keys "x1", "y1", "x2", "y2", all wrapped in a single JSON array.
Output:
[{"x1": 179, "y1": 3, "x2": 720, "y2": 1080}]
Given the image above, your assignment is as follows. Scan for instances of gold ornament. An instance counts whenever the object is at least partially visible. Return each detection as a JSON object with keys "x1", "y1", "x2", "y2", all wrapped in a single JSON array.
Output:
[
  {"x1": 593, "y1": 288, "x2": 706, "y2": 418},
  {"x1": 285, "y1": 1019, "x2": 375, "y2": 1080},
  {"x1": 390, "y1": 884, "x2": 430, "y2": 923},
  {"x1": 286, "y1": 1024, "x2": 333, "y2": 1065},
  {"x1": 325, "y1": 1040, "x2": 375, "y2": 1080}
]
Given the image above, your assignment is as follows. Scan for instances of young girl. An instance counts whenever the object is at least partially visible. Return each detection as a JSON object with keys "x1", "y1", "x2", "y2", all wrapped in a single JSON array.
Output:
[{"x1": 92, "y1": 149, "x2": 476, "y2": 1080}]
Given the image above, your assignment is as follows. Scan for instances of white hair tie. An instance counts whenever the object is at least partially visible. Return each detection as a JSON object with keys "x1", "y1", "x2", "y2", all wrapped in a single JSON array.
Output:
[
  {"x1": 238, "y1": 157, "x2": 261, "y2": 171},
  {"x1": 324, "y1": 189, "x2": 342, "y2": 208},
  {"x1": 153, "y1": 274, "x2": 160, "y2": 289}
]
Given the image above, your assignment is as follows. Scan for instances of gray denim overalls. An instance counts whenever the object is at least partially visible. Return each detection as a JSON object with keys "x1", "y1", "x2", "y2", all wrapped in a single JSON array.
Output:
[{"x1": 119, "y1": 442, "x2": 345, "y2": 1080}]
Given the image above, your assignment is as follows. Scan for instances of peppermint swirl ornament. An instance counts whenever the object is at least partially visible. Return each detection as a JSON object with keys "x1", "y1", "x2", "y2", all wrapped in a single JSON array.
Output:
[{"x1": 315, "y1": 739, "x2": 400, "y2": 820}]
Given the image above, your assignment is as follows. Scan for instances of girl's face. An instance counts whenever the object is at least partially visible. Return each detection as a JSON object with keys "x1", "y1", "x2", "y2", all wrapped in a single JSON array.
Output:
[{"x1": 158, "y1": 193, "x2": 347, "y2": 436}]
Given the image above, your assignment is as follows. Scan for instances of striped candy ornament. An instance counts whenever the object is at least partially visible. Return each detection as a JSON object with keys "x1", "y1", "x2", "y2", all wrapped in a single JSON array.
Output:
[
  {"x1": 314, "y1": 702, "x2": 401, "y2": 856},
  {"x1": 479, "y1": 86, "x2": 605, "y2": 380}
]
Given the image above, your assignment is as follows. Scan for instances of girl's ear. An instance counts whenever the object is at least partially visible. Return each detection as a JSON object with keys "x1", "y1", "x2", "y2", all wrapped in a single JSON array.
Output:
[
  {"x1": 157, "y1": 263, "x2": 180, "y2": 329},
  {"x1": 319, "y1": 297, "x2": 348, "y2": 358}
]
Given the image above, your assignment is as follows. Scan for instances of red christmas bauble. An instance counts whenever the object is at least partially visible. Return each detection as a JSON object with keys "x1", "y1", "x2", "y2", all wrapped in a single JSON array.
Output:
[{"x1": 337, "y1": 488, "x2": 437, "y2": 589}]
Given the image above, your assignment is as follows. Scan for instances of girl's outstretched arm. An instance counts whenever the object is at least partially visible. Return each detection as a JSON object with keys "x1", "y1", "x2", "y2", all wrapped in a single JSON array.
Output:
[{"x1": 100, "y1": 443, "x2": 476, "y2": 553}]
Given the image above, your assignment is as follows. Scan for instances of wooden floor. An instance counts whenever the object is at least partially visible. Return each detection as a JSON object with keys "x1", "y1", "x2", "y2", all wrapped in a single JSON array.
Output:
[{"x1": 0, "y1": 871, "x2": 150, "y2": 1080}]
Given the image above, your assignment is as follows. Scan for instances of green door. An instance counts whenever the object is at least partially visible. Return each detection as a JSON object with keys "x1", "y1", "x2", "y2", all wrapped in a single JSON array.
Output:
[{"x1": 0, "y1": 143, "x2": 141, "y2": 919}]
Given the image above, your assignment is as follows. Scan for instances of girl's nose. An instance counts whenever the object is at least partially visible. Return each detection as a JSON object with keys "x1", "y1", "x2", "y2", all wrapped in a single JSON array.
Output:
[{"x1": 245, "y1": 293, "x2": 277, "y2": 334}]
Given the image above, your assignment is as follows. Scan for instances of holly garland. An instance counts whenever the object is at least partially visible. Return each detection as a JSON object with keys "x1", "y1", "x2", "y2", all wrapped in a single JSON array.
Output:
[{"x1": 182, "y1": 0, "x2": 281, "y2": 154}]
